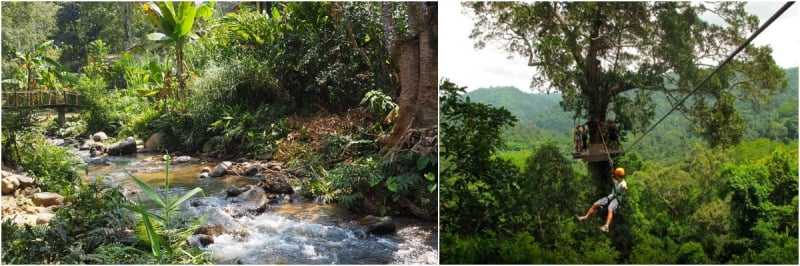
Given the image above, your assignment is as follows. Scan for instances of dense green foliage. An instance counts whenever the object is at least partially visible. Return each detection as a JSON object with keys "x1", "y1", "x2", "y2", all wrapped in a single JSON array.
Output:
[
  {"x1": 3, "y1": 1, "x2": 431, "y2": 264},
  {"x1": 469, "y1": 66, "x2": 798, "y2": 165},
  {"x1": 441, "y1": 78, "x2": 798, "y2": 263}
]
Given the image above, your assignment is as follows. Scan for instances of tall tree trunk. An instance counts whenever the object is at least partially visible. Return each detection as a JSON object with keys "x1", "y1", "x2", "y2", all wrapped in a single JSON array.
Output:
[
  {"x1": 380, "y1": 2, "x2": 437, "y2": 154},
  {"x1": 415, "y1": 2, "x2": 437, "y2": 128},
  {"x1": 122, "y1": 2, "x2": 133, "y2": 50},
  {"x1": 381, "y1": 35, "x2": 420, "y2": 154},
  {"x1": 380, "y1": 2, "x2": 395, "y2": 54}
]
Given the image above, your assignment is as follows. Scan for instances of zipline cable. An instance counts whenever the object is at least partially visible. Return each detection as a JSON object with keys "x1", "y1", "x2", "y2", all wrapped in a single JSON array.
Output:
[{"x1": 625, "y1": 1, "x2": 795, "y2": 153}]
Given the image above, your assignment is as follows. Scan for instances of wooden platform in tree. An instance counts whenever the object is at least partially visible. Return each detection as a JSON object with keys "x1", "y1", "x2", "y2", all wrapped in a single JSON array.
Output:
[{"x1": 572, "y1": 143, "x2": 624, "y2": 162}]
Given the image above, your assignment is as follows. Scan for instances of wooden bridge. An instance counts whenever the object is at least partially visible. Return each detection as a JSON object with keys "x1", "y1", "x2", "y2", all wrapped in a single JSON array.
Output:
[{"x1": 1, "y1": 90, "x2": 83, "y2": 126}]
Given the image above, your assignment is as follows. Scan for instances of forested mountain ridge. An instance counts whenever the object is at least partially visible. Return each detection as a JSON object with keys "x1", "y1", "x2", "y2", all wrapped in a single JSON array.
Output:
[{"x1": 465, "y1": 67, "x2": 798, "y2": 164}]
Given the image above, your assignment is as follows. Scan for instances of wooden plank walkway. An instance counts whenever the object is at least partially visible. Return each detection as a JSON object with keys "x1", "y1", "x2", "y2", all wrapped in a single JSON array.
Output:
[
  {"x1": 2, "y1": 90, "x2": 83, "y2": 127},
  {"x1": 1, "y1": 90, "x2": 82, "y2": 109},
  {"x1": 572, "y1": 143, "x2": 624, "y2": 162}
]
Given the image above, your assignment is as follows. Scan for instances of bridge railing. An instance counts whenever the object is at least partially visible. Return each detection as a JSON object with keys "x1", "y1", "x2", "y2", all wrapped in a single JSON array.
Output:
[{"x1": 1, "y1": 90, "x2": 81, "y2": 108}]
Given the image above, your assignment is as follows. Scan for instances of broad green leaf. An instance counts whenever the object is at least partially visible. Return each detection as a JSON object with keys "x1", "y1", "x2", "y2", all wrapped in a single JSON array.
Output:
[
  {"x1": 155, "y1": 1, "x2": 178, "y2": 34},
  {"x1": 271, "y1": 6, "x2": 281, "y2": 21},
  {"x1": 369, "y1": 175, "x2": 383, "y2": 187},
  {"x1": 121, "y1": 204, "x2": 166, "y2": 222},
  {"x1": 417, "y1": 156, "x2": 430, "y2": 170},
  {"x1": 146, "y1": 32, "x2": 170, "y2": 42},
  {"x1": 134, "y1": 88, "x2": 160, "y2": 97},
  {"x1": 386, "y1": 177, "x2": 398, "y2": 192},
  {"x1": 127, "y1": 172, "x2": 166, "y2": 208},
  {"x1": 177, "y1": 1, "x2": 197, "y2": 36},
  {"x1": 427, "y1": 184, "x2": 437, "y2": 193},
  {"x1": 424, "y1": 172, "x2": 436, "y2": 182},
  {"x1": 167, "y1": 187, "x2": 203, "y2": 212},
  {"x1": 195, "y1": 1, "x2": 215, "y2": 20},
  {"x1": 127, "y1": 198, "x2": 163, "y2": 260}
]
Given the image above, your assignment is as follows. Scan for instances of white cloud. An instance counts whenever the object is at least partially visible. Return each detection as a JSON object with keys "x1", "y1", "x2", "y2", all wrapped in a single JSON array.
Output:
[{"x1": 439, "y1": 1, "x2": 799, "y2": 92}]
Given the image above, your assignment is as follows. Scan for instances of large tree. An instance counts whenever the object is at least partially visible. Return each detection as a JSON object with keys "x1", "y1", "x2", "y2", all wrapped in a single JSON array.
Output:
[
  {"x1": 379, "y1": 2, "x2": 438, "y2": 153},
  {"x1": 466, "y1": 2, "x2": 786, "y2": 195}
]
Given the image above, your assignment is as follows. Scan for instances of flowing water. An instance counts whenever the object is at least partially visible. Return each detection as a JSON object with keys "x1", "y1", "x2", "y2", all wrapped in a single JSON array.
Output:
[{"x1": 74, "y1": 149, "x2": 438, "y2": 264}]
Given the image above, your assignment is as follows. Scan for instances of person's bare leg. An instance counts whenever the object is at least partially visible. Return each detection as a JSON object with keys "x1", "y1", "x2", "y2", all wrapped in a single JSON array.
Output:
[
  {"x1": 600, "y1": 209, "x2": 613, "y2": 232},
  {"x1": 578, "y1": 203, "x2": 598, "y2": 221}
]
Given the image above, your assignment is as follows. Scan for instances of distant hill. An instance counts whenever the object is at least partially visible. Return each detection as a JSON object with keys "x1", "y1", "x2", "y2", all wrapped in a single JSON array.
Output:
[{"x1": 465, "y1": 86, "x2": 571, "y2": 132}]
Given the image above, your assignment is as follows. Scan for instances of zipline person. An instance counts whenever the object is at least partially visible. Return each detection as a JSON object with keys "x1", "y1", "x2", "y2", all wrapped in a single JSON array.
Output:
[{"x1": 577, "y1": 167, "x2": 628, "y2": 233}]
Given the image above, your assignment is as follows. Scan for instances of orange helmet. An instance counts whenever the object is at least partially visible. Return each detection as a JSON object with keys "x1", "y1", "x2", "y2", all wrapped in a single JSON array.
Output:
[{"x1": 614, "y1": 167, "x2": 625, "y2": 177}]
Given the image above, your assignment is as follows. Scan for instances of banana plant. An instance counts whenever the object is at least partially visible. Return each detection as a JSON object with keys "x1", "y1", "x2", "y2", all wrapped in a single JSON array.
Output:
[
  {"x1": 9, "y1": 40, "x2": 62, "y2": 91},
  {"x1": 141, "y1": 1, "x2": 215, "y2": 98}
]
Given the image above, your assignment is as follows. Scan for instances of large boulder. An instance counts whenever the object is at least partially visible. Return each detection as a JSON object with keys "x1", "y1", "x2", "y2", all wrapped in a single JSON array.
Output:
[
  {"x1": 259, "y1": 176, "x2": 294, "y2": 195},
  {"x1": 92, "y1": 131, "x2": 108, "y2": 142},
  {"x1": 106, "y1": 138, "x2": 137, "y2": 156},
  {"x1": 16, "y1": 175, "x2": 35, "y2": 189},
  {"x1": 2, "y1": 175, "x2": 19, "y2": 195},
  {"x1": 210, "y1": 161, "x2": 232, "y2": 177},
  {"x1": 146, "y1": 132, "x2": 164, "y2": 149},
  {"x1": 226, "y1": 185, "x2": 269, "y2": 216},
  {"x1": 32, "y1": 192, "x2": 64, "y2": 207}
]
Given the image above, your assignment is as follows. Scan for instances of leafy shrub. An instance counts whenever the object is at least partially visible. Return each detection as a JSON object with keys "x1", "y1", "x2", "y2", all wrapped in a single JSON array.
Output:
[
  {"x1": 17, "y1": 132, "x2": 82, "y2": 195},
  {"x1": 1, "y1": 109, "x2": 36, "y2": 164},
  {"x1": 1, "y1": 181, "x2": 138, "y2": 264}
]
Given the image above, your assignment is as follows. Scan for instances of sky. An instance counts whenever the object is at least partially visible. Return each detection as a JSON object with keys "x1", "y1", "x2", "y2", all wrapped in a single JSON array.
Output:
[{"x1": 439, "y1": 1, "x2": 800, "y2": 93}]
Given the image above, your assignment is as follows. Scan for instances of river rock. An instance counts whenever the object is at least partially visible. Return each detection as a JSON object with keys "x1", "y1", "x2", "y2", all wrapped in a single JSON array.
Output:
[
  {"x1": 197, "y1": 167, "x2": 211, "y2": 179},
  {"x1": 106, "y1": 138, "x2": 137, "y2": 156},
  {"x1": 196, "y1": 224, "x2": 225, "y2": 236},
  {"x1": 36, "y1": 213, "x2": 55, "y2": 225},
  {"x1": 172, "y1": 155, "x2": 191, "y2": 164},
  {"x1": 211, "y1": 161, "x2": 232, "y2": 177},
  {"x1": 16, "y1": 175, "x2": 35, "y2": 189},
  {"x1": 92, "y1": 131, "x2": 108, "y2": 142},
  {"x1": 226, "y1": 185, "x2": 252, "y2": 198},
  {"x1": 32, "y1": 192, "x2": 64, "y2": 207},
  {"x1": 2, "y1": 175, "x2": 19, "y2": 195},
  {"x1": 245, "y1": 165, "x2": 262, "y2": 176},
  {"x1": 190, "y1": 234, "x2": 215, "y2": 248},
  {"x1": 357, "y1": 215, "x2": 397, "y2": 235},
  {"x1": 229, "y1": 185, "x2": 269, "y2": 215},
  {"x1": 259, "y1": 176, "x2": 294, "y2": 195}
]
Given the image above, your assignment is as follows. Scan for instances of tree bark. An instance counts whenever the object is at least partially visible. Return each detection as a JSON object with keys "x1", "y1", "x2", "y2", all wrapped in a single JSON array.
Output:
[
  {"x1": 122, "y1": 2, "x2": 133, "y2": 50},
  {"x1": 380, "y1": 2, "x2": 395, "y2": 54},
  {"x1": 416, "y1": 2, "x2": 438, "y2": 129},
  {"x1": 380, "y1": 2, "x2": 438, "y2": 154}
]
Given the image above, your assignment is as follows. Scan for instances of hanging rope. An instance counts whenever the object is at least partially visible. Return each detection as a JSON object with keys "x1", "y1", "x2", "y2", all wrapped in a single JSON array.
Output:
[
  {"x1": 597, "y1": 119, "x2": 615, "y2": 172},
  {"x1": 626, "y1": 1, "x2": 795, "y2": 153}
]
